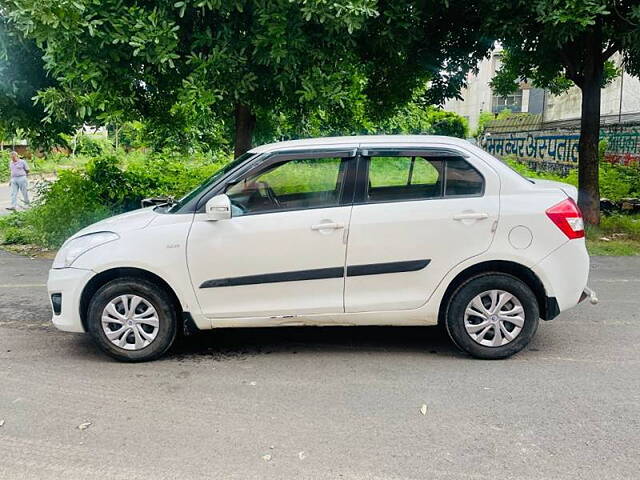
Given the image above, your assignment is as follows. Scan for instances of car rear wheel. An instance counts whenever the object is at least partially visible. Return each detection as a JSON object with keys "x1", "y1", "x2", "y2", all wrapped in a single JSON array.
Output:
[
  {"x1": 87, "y1": 278, "x2": 177, "y2": 362},
  {"x1": 445, "y1": 274, "x2": 539, "y2": 359}
]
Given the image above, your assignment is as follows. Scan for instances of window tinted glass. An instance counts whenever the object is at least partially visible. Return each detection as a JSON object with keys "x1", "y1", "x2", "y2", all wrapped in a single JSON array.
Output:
[
  {"x1": 168, "y1": 152, "x2": 254, "y2": 213},
  {"x1": 367, "y1": 156, "x2": 443, "y2": 202},
  {"x1": 445, "y1": 159, "x2": 484, "y2": 196},
  {"x1": 226, "y1": 157, "x2": 344, "y2": 215}
]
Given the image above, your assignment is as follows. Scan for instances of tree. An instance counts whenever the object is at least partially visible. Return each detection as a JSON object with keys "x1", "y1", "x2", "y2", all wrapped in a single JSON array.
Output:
[
  {"x1": 0, "y1": 16, "x2": 75, "y2": 149},
  {"x1": 4, "y1": 1, "x2": 492, "y2": 156},
  {"x1": 4, "y1": 0, "x2": 379, "y2": 157},
  {"x1": 487, "y1": 0, "x2": 640, "y2": 225}
]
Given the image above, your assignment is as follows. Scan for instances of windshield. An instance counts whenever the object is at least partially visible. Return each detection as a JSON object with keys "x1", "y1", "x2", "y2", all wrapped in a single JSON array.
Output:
[{"x1": 166, "y1": 152, "x2": 254, "y2": 213}]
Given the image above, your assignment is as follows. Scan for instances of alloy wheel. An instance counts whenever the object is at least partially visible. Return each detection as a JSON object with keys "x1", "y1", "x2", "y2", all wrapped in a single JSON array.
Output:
[
  {"x1": 101, "y1": 295, "x2": 160, "y2": 351},
  {"x1": 463, "y1": 289, "x2": 525, "y2": 347}
]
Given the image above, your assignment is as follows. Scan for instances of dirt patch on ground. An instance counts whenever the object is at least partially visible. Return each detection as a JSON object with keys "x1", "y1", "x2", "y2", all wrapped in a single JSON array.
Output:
[{"x1": 1, "y1": 244, "x2": 56, "y2": 259}]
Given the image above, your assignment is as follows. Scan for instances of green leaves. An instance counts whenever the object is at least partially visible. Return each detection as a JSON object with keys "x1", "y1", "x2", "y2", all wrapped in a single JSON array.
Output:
[
  {"x1": 486, "y1": 0, "x2": 640, "y2": 90},
  {"x1": 2, "y1": 0, "x2": 500, "y2": 152}
]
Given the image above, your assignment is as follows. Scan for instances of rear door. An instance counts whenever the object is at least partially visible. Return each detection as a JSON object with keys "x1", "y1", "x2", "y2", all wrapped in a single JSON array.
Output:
[{"x1": 344, "y1": 147, "x2": 500, "y2": 312}]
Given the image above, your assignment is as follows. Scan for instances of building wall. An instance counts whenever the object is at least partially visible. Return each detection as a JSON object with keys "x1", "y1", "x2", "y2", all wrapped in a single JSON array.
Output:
[
  {"x1": 443, "y1": 53, "x2": 499, "y2": 132},
  {"x1": 444, "y1": 51, "x2": 640, "y2": 131},
  {"x1": 483, "y1": 125, "x2": 640, "y2": 173},
  {"x1": 544, "y1": 67, "x2": 640, "y2": 121}
]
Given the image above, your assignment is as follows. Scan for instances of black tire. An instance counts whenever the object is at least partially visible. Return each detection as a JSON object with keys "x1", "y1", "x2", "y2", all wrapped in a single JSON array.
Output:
[
  {"x1": 445, "y1": 273, "x2": 539, "y2": 359},
  {"x1": 87, "y1": 277, "x2": 178, "y2": 362}
]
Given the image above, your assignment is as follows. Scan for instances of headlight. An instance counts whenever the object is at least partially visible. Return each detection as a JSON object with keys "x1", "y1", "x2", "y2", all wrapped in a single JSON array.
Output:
[{"x1": 52, "y1": 232, "x2": 119, "y2": 269}]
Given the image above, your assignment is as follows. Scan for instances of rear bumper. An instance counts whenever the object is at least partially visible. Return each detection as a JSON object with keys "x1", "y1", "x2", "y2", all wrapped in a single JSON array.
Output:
[
  {"x1": 580, "y1": 286, "x2": 599, "y2": 305},
  {"x1": 47, "y1": 267, "x2": 95, "y2": 333},
  {"x1": 532, "y1": 239, "x2": 590, "y2": 314},
  {"x1": 542, "y1": 296, "x2": 560, "y2": 321}
]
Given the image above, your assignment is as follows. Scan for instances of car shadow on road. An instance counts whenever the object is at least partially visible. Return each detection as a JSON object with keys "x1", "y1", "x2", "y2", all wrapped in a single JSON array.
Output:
[{"x1": 166, "y1": 325, "x2": 463, "y2": 362}]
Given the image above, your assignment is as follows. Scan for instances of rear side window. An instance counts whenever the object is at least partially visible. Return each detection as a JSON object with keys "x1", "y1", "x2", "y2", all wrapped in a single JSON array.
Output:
[
  {"x1": 445, "y1": 159, "x2": 484, "y2": 196},
  {"x1": 366, "y1": 154, "x2": 483, "y2": 202},
  {"x1": 368, "y1": 156, "x2": 443, "y2": 202}
]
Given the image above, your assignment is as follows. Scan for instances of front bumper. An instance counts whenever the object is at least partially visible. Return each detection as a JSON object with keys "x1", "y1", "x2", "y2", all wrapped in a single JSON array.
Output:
[{"x1": 47, "y1": 267, "x2": 95, "y2": 333}]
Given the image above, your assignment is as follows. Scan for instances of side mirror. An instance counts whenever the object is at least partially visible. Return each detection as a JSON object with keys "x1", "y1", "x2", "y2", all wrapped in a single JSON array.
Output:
[{"x1": 205, "y1": 194, "x2": 232, "y2": 221}]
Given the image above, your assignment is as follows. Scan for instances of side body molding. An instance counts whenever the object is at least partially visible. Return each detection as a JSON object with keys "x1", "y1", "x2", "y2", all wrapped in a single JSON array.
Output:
[{"x1": 200, "y1": 259, "x2": 431, "y2": 289}]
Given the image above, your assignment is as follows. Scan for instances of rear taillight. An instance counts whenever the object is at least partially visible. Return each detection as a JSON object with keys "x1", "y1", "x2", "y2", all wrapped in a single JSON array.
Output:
[{"x1": 545, "y1": 198, "x2": 585, "y2": 239}]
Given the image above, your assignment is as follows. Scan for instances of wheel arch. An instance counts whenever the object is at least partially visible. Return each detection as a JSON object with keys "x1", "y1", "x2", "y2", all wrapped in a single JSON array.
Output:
[
  {"x1": 79, "y1": 267, "x2": 184, "y2": 333},
  {"x1": 438, "y1": 260, "x2": 555, "y2": 325}
]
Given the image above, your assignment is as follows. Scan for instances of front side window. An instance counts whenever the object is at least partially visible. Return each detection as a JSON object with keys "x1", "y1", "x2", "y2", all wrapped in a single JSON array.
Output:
[
  {"x1": 226, "y1": 156, "x2": 345, "y2": 216},
  {"x1": 366, "y1": 154, "x2": 484, "y2": 202}
]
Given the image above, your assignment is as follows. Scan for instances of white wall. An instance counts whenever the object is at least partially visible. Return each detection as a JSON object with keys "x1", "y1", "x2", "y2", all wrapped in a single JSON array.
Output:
[
  {"x1": 445, "y1": 51, "x2": 640, "y2": 129},
  {"x1": 544, "y1": 61, "x2": 640, "y2": 121},
  {"x1": 443, "y1": 52, "x2": 500, "y2": 133}
]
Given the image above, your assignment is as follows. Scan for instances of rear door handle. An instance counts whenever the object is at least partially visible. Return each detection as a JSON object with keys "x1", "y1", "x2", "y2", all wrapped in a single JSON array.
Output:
[
  {"x1": 311, "y1": 222, "x2": 345, "y2": 231},
  {"x1": 453, "y1": 212, "x2": 489, "y2": 221}
]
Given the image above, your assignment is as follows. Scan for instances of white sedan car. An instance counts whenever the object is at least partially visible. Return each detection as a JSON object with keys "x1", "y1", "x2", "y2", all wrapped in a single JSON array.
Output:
[{"x1": 48, "y1": 136, "x2": 596, "y2": 362}]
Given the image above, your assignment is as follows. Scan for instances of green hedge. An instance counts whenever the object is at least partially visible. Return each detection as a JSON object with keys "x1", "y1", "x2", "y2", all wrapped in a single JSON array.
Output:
[
  {"x1": 504, "y1": 157, "x2": 640, "y2": 203},
  {"x1": 0, "y1": 150, "x2": 229, "y2": 247},
  {"x1": 3, "y1": 148, "x2": 640, "y2": 250}
]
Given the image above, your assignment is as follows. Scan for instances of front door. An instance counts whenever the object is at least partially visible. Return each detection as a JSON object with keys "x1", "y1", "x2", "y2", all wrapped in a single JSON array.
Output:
[
  {"x1": 344, "y1": 147, "x2": 500, "y2": 312},
  {"x1": 187, "y1": 151, "x2": 355, "y2": 318}
]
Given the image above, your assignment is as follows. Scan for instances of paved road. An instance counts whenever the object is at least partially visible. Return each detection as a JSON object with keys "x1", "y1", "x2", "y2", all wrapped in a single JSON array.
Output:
[{"x1": 0, "y1": 250, "x2": 639, "y2": 480}]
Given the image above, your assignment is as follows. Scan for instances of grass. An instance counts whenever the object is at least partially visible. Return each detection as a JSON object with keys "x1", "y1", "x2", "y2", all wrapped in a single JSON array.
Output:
[
  {"x1": 28, "y1": 154, "x2": 91, "y2": 174},
  {"x1": 1, "y1": 152, "x2": 92, "y2": 183},
  {"x1": 586, "y1": 214, "x2": 640, "y2": 256}
]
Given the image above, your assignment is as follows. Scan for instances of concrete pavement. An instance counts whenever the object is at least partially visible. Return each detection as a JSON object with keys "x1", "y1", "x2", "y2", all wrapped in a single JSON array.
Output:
[
  {"x1": 1, "y1": 174, "x2": 49, "y2": 215},
  {"x1": 0, "y1": 182, "x2": 13, "y2": 213},
  {"x1": 0, "y1": 181, "x2": 34, "y2": 215},
  {"x1": 0, "y1": 250, "x2": 639, "y2": 479}
]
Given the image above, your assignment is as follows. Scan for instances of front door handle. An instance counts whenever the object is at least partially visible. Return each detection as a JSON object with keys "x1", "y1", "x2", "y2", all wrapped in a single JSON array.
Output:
[
  {"x1": 311, "y1": 222, "x2": 345, "y2": 231},
  {"x1": 453, "y1": 212, "x2": 489, "y2": 221}
]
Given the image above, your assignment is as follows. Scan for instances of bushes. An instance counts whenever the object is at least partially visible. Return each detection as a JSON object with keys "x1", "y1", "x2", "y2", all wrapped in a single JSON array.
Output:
[
  {"x1": 2, "y1": 144, "x2": 639, "y2": 251},
  {"x1": 74, "y1": 134, "x2": 112, "y2": 156},
  {"x1": 503, "y1": 156, "x2": 640, "y2": 203},
  {"x1": 0, "y1": 213, "x2": 35, "y2": 244},
  {"x1": 15, "y1": 170, "x2": 113, "y2": 247},
  {"x1": 0, "y1": 150, "x2": 229, "y2": 248},
  {"x1": 426, "y1": 109, "x2": 469, "y2": 138},
  {"x1": 125, "y1": 149, "x2": 228, "y2": 200},
  {"x1": 0, "y1": 150, "x2": 9, "y2": 182},
  {"x1": 371, "y1": 105, "x2": 468, "y2": 138}
]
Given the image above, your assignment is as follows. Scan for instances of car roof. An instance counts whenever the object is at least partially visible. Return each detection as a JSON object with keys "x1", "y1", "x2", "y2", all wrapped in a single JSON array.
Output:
[{"x1": 248, "y1": 135, "x2": 472, "y2": 154}]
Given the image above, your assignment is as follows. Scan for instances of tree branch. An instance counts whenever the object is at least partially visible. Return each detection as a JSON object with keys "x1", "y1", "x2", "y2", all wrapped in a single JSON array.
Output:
[
  {"x1": 601, "y1": 41, "x2": 619, "y2": 62},
  {"x1": 612, "y1": 0, "x2": 638, "y2": 28},
  {"x1": 558, "y1": 45, "x2": 580, "y2": 84}
]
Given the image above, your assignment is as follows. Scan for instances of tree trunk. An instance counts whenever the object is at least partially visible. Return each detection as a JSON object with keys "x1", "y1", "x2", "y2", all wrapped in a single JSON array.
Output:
[
  {"x1": 234, "y1": 104, "x2": 256, "y2": 158},
  {"x1": 578, "y1": 79, "x2": 601, "y2": 225},
  {"x1": 577, "y1": 30, "x2": 604, "y2": 226}
]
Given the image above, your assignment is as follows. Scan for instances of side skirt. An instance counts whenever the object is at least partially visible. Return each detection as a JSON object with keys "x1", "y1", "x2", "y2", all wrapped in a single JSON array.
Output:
[{"x1": 206, "y1": 309, "x2": 438, "y2": 329}]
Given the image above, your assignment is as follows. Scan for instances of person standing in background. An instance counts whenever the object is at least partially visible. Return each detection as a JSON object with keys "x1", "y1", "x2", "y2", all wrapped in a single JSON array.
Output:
[{"x1": 6, "y1": 151, "x2": 30, "y2": 211}]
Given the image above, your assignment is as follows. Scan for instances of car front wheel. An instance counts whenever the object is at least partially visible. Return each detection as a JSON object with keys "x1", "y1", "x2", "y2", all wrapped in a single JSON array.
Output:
[
  {"x1": 445, "y1": 273, "x2": 539, "y2": 359},
  {"x1": 87, "y1": 278, "x2": 177, "y2": 362}
]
